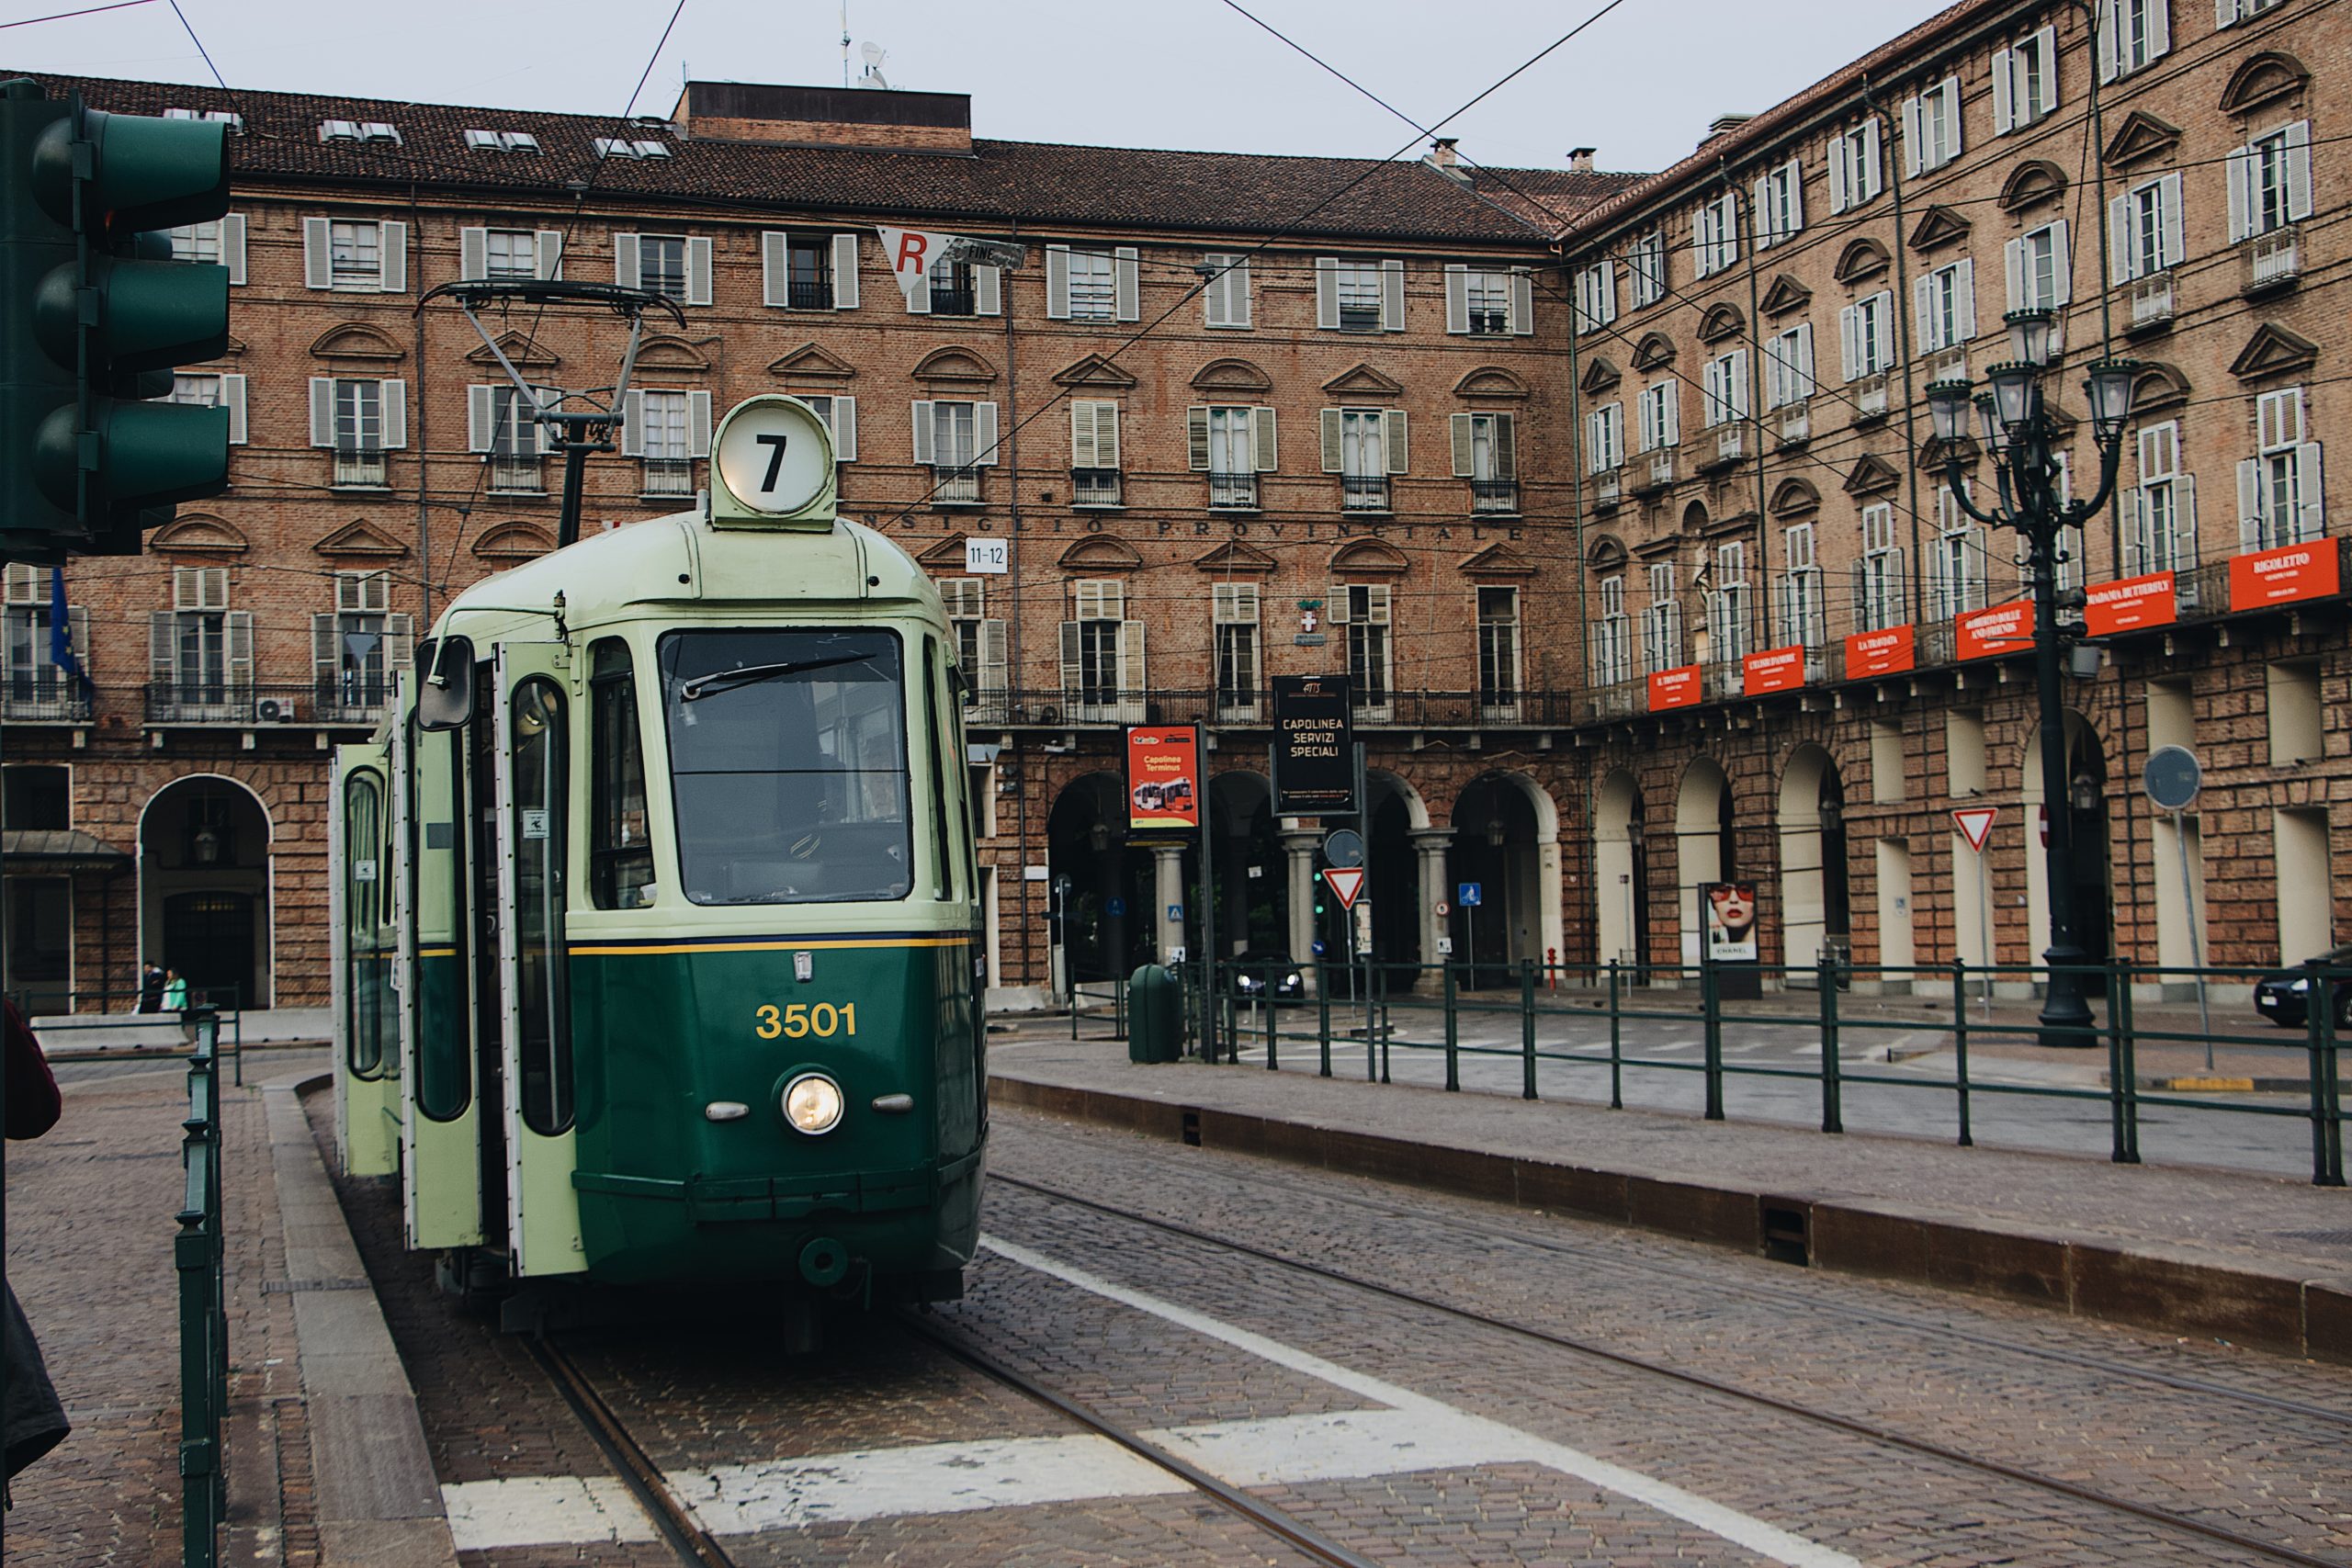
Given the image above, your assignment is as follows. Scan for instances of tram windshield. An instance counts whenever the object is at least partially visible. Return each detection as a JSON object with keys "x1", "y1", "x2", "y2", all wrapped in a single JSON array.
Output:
[{"x1": 657, "y1": 628, "x2": 911, "y2": 904}]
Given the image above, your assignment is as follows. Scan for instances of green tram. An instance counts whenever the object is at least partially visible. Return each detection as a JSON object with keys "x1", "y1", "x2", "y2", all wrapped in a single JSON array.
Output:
[{"x1": 331, "y1": 396, "x2": 984, "y2": 1321}]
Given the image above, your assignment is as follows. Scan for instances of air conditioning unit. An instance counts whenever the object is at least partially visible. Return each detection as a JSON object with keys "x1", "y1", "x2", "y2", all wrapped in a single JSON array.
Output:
[{"x1": 255, "y1": 696, "x2": 296, "y2": 722}]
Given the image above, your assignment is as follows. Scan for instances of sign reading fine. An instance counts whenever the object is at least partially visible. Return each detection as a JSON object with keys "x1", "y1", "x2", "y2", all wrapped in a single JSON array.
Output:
[
  {"x1": 1125, "y1": 726, "x2": 1199, "y2": 832},
  {"x1": 1272, "y1": 674, "x2": 1355, "y2": 816}
]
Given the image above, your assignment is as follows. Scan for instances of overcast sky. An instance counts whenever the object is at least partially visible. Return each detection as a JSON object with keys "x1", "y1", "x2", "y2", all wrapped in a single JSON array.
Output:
[{"x1": 8, "y1": 0, "x2": 1952, "y2": 174}]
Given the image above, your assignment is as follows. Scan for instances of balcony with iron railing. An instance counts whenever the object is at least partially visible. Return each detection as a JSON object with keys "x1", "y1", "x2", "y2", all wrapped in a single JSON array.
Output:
[
  {"x1": 1470, "y1": 478, "x2": 1519, "y2": 514},
  {"x1": 488, "y1": 452, "x2": 542, "y2": 493},
  {"x1": 1208, "y1": 470, "x2": 1259, "y2": 510},
  {"x1": 332, "y1": 446, "x2": 387, "y2": 488},
  {"x1": 1341, "y1": 473, "x2": 1391, "y2": 512},
  {"x1": 142, "y1": 681, "x2": 392, "y2": 728},
  {"x1": 976, "y1": 686, "x2": 1577, "y2": 731},
  {"x1": 1071, "y1": 468, "x2": 1122, "y2": 507},
  {"x1": 786, "y1": 276, "x2": 831, "y2": 310},
  {"x1": 2246, "y1": 227, "x2": 2300, "y2": 294},
  {"x1": 2128, "y1": 271, "x2": 2175, "y2": 333},
  {"x1": 641, "y1": 457, "x2": 695, "y2": 497},
  {"x1": 929, "y1": 285, "x2": 977, "y2": 317},
  {"x1": 933, "y1": 465, "x2": 983, "y2": 504},
  {"x1": 2, "y1": 675, "x2": 93, "y2": 723}
]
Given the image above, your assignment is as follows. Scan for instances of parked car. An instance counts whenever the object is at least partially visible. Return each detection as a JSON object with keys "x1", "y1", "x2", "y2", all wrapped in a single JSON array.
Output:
[
  {"x1": 2252, "y1": 944, "x2": 2352, "y2": 1028},
  {"x1": 1228, "y1": 952, "x2": 1306, "y2": 1004}
]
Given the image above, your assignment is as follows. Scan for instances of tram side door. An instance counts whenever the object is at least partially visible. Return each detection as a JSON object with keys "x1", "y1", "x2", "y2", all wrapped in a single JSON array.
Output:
[
  {"x1": 332, "y1": 740, "x2": 400, "y2": 1177},
  {"x1": 492, "y1": 643, "x2": 585, "y2": 1277},
  {"x1": 403, "y1": 683, "x2": 487, "y2": 1249}
]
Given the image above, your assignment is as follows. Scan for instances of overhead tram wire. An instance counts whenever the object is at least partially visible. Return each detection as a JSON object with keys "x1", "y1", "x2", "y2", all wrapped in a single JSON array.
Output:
[
  {"x1": 869, "y1": 0, "x2": 1642, "y2": 533},
  {"x1": 0, "y1": 0, "x2": 154, "y2": 28}
]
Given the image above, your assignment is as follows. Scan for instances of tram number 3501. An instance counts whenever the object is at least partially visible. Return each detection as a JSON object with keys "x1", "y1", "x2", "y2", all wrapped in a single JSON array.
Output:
[{"x1": 754, "y1": 1002, "x2": 859, "y2": 1040}]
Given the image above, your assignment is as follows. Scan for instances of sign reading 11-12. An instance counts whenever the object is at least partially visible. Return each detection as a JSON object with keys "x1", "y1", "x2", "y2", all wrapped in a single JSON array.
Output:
[{"x1": 964, "y1": 536, "x2": 1011, "y2": 575}]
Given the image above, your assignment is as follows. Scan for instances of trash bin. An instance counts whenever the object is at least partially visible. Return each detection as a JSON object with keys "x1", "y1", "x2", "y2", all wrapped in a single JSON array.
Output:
[{"x1": 1126, "y1": 964, "x2": 1182, "y2": 1064}]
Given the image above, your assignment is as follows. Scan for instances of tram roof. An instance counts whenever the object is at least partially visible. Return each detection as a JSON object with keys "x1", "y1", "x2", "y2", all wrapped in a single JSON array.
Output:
[{"x1": 430, "y1": 506, "x2": 940, "y2": 642}]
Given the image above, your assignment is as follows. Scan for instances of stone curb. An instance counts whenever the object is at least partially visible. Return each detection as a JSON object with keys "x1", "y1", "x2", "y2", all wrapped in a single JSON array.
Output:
[
  {"x1": 266, "y1": 1075, "x2": 459, "y2": 1568},
  {"x1": 989, "y1": 1073, "x2": 2352, "y2": 1365}
]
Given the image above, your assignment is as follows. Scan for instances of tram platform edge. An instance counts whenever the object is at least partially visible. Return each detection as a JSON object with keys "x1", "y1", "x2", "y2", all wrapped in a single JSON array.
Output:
[
  {"x1": 267, "y1": 1074, "x2": 461, "y2": 1568},
  {"x1": 983, "y1": 1036, "x2": 2352, "y2": 1365}
]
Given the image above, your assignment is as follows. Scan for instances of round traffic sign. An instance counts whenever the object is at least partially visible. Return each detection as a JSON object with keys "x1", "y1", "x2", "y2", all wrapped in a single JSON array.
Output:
[
  {"x1": 2143, "y1": 744, "x2": 2201, "y2": 811},
  {"x1": 712, "y1": 396, "x2": 834, "y2": 516},
  {"x1": 1322, "y1": 828, "x2": 1366, "y2": 869},
  {"x1": 1434, "y1": 899, "x2": 1451, "y2": 918}
]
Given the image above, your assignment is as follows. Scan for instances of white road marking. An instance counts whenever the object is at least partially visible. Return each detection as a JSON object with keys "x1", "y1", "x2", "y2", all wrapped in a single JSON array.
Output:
[
  {"x1": 984, "y1": 1235, "x2": 1862, "y2": 1568},
  {"x1": 676, "y1": 1433, "x2": 1184, "y2": 1531},
  {"x1": 440, "y1": 1475, "x2": 659, "y2": 1551}
]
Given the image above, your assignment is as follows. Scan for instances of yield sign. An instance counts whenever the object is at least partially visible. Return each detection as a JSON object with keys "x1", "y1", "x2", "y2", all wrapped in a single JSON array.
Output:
[
  {"x1": 1321, "y1": 866, "x2": 1367, "y2": 911},
  {"x1": 1951, "y1": 806, "x2": 1997, "y2": 854}
]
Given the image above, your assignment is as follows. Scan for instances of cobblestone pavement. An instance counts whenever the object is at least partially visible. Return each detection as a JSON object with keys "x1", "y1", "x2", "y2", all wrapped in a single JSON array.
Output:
[
  {"x1": 6, "y1": 1059, "x2": 315, "y2": 1568},
  {"x1": 315, "y1": 1076, "x2": 2352, "y2": 1565},
  {"x1": 978, "y1": 1111, "x2": 2352, "y2": 1564}
]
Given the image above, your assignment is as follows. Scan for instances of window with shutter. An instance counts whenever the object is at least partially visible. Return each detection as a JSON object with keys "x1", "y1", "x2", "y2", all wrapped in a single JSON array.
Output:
[
  {"x1": 1212, "y1": 584, "x2": 1261, "y2": 718},
  {"x1": 1070, "y1": 401, "x2": 1122, "y2": 505},
  {"x1": 1476, "y1": 587, "x2": 1520, "y2": 712},
  {"x1": 1331, "y1": 260, "x2": 1384, "y2": 332},
  {"x1": 1063, "y1": 248, "x2": 1117, "y2": 321},
  {"x1": 1203, "y1": 253, "x2": 1250, "y2": 328},
  {"x1": 1574, "y1": 259, "x2": 1616, "y2": 330},
  {"x1": 1628, "y1": 231, "x2": 1667, "y2": 307},
  {"x1": 1588, "y1": 403, "x2": 1624, "y2": 473},
  {"x1": 1644, "y1": 563, "x2": 1680, "y2": 672}
]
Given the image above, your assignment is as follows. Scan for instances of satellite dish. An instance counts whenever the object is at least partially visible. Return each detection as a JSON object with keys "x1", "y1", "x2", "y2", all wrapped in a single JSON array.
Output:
[{"x1": 860, "y1": 41, "x2": 885, "y2": 65}]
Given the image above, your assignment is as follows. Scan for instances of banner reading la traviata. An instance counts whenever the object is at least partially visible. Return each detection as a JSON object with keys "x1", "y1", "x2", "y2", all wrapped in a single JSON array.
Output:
[{"x1": 1843, "y1": 624, "x2": 1914, "y2": 678}]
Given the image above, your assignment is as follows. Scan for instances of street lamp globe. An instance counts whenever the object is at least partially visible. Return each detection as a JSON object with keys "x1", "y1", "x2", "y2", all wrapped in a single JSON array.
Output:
[
  {"x1": 2004, "y1": 307, "x2": 2059, "y2": 368},
  {"x1": 1973, "y1": 391, "x2": 2007, "y2": 455},
  {"x1": 1986, "y1": 361, "x2": 2039, "y2": 433},
  {"x1": 2084, "y1": 359, "x2": 2140, "y2": 443},
  {"x1": 1925, "y1": 379, "x2": 1973, "y2": 445}
]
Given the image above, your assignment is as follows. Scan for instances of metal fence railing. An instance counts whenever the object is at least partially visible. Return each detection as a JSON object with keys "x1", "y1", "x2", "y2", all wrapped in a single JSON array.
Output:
[
  {"x1": 1123, "y1": 955, "x2": 2348, "y2": 1187},
  {"x1": 177, "y1": 1008, "x2": 230, "y2": 1568}
]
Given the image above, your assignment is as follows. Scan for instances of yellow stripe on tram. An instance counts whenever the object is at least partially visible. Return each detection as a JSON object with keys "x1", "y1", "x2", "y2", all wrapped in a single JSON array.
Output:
[
  {"x1": 566, "y1": 936, "x2": 971, "y2": 957},
  {"x1": 416, "y1": 946, "x2": 458, "y2": 958}
]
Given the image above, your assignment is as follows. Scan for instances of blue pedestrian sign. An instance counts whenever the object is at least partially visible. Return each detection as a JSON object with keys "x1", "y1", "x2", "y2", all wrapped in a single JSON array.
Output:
[
  {"x1": 1458, "y1": 882, "x2": 1483, "y2": 907},
  {"x1": 1106, "y1": 897, "x2": 1125, "y2": 917},
  {"x1": 1167, "y1": 903, "x2": 1183, "y2": 921}
]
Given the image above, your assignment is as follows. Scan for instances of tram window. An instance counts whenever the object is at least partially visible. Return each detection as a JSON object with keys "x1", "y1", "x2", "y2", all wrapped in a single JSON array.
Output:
[
  {"x1": 589, "y1": 638, "x2": 656, "y2": 908},
  {"x1": 657, "y1": 629, "x2": 910, "y2": 905},
  {"x1": 417, "y1": 725, "x2": 472, "y2": 1122},
  {"x1": 922, "y1": 638, "x2": 954, "y2": 901},
  {"x1": 512, "y1": 676, "x2": 572, "y2": 1134},
  {"x1": 343, "y1": 769, "x2": 388, "y2": 1078}
]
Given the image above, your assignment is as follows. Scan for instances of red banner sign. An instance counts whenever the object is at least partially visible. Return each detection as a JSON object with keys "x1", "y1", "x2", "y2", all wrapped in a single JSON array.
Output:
[
  {"x1": 1955, "y1": 598, "x2": 2034, "y2": 661},
  {"x1": 1647, "y1": 665, "x2": 1702, "y2": 711},
  {"x1": 1125, "y1": 726, "x2": 1199, "y2": 831},
  {"x1": 2230, "y1": 540, "x2": 2341, "y2": 612},
  {"x1": 2085, "y1": 570, "x2": 2177, "y2": 636},
  {"x1": 1741, "y1": 645, "x2": 1805, "y2": 696},
  {"x1": 1843, "y1": 624, "x2": 1914, "y2": 679}
]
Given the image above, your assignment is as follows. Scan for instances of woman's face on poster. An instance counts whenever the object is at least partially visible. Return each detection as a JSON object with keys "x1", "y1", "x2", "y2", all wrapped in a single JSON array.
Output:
[{"x1": 1709, "y1": 884, "x2": 1755, "y2": 931}]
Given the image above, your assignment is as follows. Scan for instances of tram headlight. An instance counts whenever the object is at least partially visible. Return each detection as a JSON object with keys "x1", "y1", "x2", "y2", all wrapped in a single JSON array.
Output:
[{"x1": 781, "y1": 1072, "x2": 846, "y2": 1135}]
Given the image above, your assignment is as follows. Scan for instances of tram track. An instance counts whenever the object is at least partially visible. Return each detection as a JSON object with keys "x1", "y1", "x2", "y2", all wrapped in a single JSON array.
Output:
[
  {"x1": 1009, "y1": 1118, "x2": 2352, "y2": 1430},
  {"x1": 993, "y1": 1169, "x2": 2352, "y2": 1568},
  {"x1": 526, "y1": 1309, "x2": 1381, "y2": 1568}
]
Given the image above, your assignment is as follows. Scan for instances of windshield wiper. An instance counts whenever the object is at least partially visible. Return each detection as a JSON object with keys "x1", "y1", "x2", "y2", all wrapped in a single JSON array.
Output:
[{"x1": 679, "y1": 653, "x2": 871, "y2": 703}]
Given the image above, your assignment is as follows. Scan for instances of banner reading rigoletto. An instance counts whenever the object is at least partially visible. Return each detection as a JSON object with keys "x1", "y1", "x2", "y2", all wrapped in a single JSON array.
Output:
[{"x1": 1125, "y1": 725, "x2": 1200, "y2": 832}]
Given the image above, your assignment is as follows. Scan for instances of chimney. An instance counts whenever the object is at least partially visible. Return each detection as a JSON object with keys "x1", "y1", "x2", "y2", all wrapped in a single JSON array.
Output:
[
  {"x1": 672, "y1": 80, "x2": 972, "y2": 152},
  {"x1": 1566, "y1": 146, "x2": 1596, "y2": 174},
  {"x1": 1697, "y1": 112, "x2": 1755, "y2": 151},
  {"x1": 1428, "y1": 136, "x2": 1459, "y2": 167}
]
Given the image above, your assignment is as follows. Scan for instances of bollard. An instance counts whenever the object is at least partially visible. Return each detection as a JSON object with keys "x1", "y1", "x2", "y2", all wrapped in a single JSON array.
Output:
[
  {"x1": 1317, "y1": 964, "x2": 1332, "y2": 1078},
  {"x1": 1607, "y1": 959, "x2": 1623, "y2": 1110},
  {"x1": 2104, "y1": 959, "x2": 2139, "y2": 1165},
  {"x1": 1443, "y1": 963, "x2": 1460, "y2": 1092},
  {"x1": 1521, "y1": 957, "x2": 1538, "y2": 1100},
  {"x1": 2114, "y1": 959, "x2": 2141, "y2": 1165},
  {"x1": 1951, "y1": 960, "x2": 1973, "y2": 1147},
  {"x1": 1264, "y1": 972, "x2": 1279, "y2": 1071},
  {"x1": 2308, "y1": 959, "x2": 2346, "y2": 1187},
  {"x1": 1701, "y1": 958, "x2": 1724, "y2": 1121},
  {"x1": 1378, "y1": 964, "x2": 1392, "y2": 1085},
  {"x1": 1818, "y1": 953, "x2": 1843, "y2": 1134}
]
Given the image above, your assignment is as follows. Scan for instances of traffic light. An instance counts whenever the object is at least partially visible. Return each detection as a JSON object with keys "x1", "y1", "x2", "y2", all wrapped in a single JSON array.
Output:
[{"x1": 2, "y1": 78, "x2": 232, "y2": 561}]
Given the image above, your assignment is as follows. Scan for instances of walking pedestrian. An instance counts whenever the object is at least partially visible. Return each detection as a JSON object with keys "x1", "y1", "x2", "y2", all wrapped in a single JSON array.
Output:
[
  {"x1": 162, "y1": 969, "x2": 188, "y2": 1011},
  {"x1": 137, "y1": 963, "x2": 164, "y2": 1014},
  {"x1": 5, "y1": 998, "x2": 71, "y2": 1491}
]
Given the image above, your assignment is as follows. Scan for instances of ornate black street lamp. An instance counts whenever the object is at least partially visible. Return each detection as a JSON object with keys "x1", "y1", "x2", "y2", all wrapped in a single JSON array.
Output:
[{"x1": 1924, "y1": 310, "x2": 2139, "y2": 1046}]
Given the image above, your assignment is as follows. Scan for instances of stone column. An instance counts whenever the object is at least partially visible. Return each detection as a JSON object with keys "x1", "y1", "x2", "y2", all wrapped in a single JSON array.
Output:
[
  {"x1": 1281, "y1": 823, "x2": 1322, "y2": 992},
  {"x1": 1152, "y1": 845, "x2": 1187, "y2": 964},
  {"x1": 1411, "y1": 826, "x2": 1454, "y2": 993}
]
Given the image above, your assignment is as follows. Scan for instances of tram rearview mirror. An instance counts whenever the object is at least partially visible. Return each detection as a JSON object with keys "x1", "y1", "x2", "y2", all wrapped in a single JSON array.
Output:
[{"x1": 414, "y1": 636, "x2": 476, "y2": 731}]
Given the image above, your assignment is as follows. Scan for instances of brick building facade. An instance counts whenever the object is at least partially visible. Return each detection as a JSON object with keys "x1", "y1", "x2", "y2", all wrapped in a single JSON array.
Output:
[{"x1": 2, "y1": 0, "x2": 2343, "y2": 1012}]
